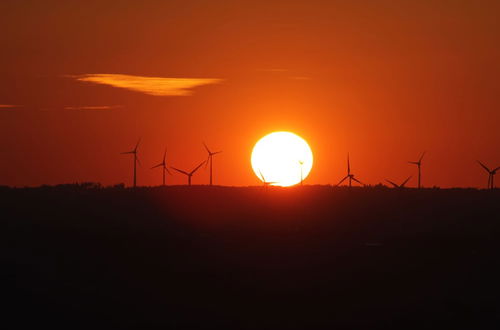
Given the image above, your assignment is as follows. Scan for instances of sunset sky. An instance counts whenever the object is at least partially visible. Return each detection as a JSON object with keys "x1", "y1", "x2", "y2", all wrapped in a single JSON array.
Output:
[{"x1": 1, "y1": 0, "x2": 499, "y2": 188}]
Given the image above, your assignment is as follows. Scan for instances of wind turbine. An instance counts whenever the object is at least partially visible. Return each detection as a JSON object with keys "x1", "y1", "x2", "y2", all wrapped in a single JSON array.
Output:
[
  {"x1": 298, "y1": 160, "x2": 304, "y2": 185},
  {"x1": 477, "y1": 161, "x2": 499, "y2": 189},
  {"x1": 386, "y1": 176, "x2": 412, "y2": 188},
  {"x1": 151, "y1": 148, "x2": 172, "y2": 186},
  {"x1": 408, "y1": 152, "x2": 426, "y2": 188},
  {"x1": 203, "y1": 142, "x2": 222, "y2": 186},
  {"x1": 171, "y1": 160, "x2": 206, "y2": 186},
  {"x1": 336, "y1": 153, "x2": 364, "y2": 187},
  {"x1": 259, "y1": 170, "x2": 277, "y2": 187},
  {"x1": 121, "y1": 138, "x2": 141, "y2": 188}
]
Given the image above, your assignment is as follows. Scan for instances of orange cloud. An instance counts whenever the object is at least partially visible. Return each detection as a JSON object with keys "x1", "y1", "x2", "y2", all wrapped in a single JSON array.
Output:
[
  {"x1": 0, "y1": 105, "x2": 20, "y2": 108},
  {"x1": 70, "y1": 74, "x2": 223, "y2": 96}
]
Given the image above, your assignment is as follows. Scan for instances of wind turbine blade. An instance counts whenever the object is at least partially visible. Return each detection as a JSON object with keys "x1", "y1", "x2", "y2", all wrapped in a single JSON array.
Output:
[
  {"x1": 401, "y1": 176, "x2": 412, "y2": 187},
  {"x1": 134, "y1": 138, "x2": 141, "y2": 152},
  {"x1": 259, "y1": 170, "x2": 266, "y2": 182},
  {"x1": 204, "y1": 156, "x2": 210, "y2": 169},
  {"x1": 347, "y1": 153, "x2": 350, "y2": 175},
  {"x1": 166, "y1": 167, "x2": 173, "y2": 175},
  {"x1": 171, "y1": 167, "x2": 189, "y2": 176},
  {"x1": 477, "y1": 161, "x2": 491, "y2": 173},
  {"x1": 385, "y1": 179, "x2": 398, "y2": 188},
  {"x1": 212, "y1": 151, "x2": 222, "y2": 155},
  {"x1": 419, "y1": 151, "x2": 426, "y2": 162},
  {"x1": 121, "y1": 151, "x2": 134, "y2": 154},
  {"x1": 136, "y1": 155, "x2": 142, "y2": 167},
  {"x1": 191, "y1": 160, "x2": 206, "y2": 175},
  {"x1": 151, "y1": 163, "x2": 163, "y2": 169},
  {"x1": 352, "y1": 177, "x2": 364, "y2": 186},
  {"x1": 162, "y1": 148, "x2": 167, "y2": 163},
  {"x1": 408, "y1": 161, "x2": 419, "y2": 165},
  {"x1": 336, "y1": 176, "x2": 349, "y2": 186},
  {"x1": 203, "y1": 142, "x2": 211, "y2": 154},
  {"x1": 493, "y1": 166, "x2": 500, "y2": 172}
]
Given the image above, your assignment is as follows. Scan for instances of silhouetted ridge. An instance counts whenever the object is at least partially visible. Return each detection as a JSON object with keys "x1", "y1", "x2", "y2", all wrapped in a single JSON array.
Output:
[{"x1": 1, "y1": 185, "x2": 499, "y2": 329}]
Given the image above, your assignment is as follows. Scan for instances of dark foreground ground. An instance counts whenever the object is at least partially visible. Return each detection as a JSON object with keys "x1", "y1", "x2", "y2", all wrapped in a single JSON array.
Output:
[{"x1": 1, "y1": 184, "x2": 500, "y2": 329}]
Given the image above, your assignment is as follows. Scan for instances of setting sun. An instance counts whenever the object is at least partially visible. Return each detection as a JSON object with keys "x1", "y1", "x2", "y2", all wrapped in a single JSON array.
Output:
[{"x1": 251, "y1": 132, "x2": 313, "y2": 187}]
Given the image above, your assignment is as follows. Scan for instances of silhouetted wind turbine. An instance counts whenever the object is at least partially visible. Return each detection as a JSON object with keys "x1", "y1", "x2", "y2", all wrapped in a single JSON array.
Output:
[
  {"x1": 203, "y1": 142, "x2": 222, "y2": 186},
  {"x1": 477, "y1": 161, "x2": 499, "y2": 189},
  {"x1": 386, "y1": 176, "x2": 412, "y2": 188},
  {"x1": 151, "y1": 148, "x2": 172, "y2": 186},
  {"x1": 408, "y1": 152, "x2": 426, "y2": 188},
  {"x1": 259, "y1": 170, "x2": 277, "y2": 187},
  {"x1": 121, "y1": 139, "x2": 141, "y2": 188},
  {"x1": 298, "y1": 160, "x2": 304, "y2": 185},
  {"x1": 336, "y1": 153, "x2": 364, "y2": 187},
  {"x1": 171, "y1": 161, "x2": 206, "y2": 186}
]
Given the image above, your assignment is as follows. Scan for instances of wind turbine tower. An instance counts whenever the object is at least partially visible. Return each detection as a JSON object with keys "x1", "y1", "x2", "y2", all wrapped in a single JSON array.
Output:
[
  {"x1": 151, "y1": 148, "x2": 172, "y2": 186},
  {"x1": 121, "y1": 139, "x2": 141, "y2": 188},
  {"x1": 203, "y1": 143, "x2": 222, "y2": 186},
  {"x1": 336, "y1": 153, "x2": 364, "y2": 187},
  {"x1": 408, "y1": 152, "x2": 426, "y2": 188},
  {"x1": 477, "y1": 161, "x2": 499, "y2": 189},
  {"x1": 298, "y1": 160, "x2": 304, "y2": 185}
]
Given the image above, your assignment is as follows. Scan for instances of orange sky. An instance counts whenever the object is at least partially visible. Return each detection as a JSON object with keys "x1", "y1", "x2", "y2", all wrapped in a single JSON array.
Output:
[{"x1": 1, "y1": 0, "x2": 499, "y2": 188}]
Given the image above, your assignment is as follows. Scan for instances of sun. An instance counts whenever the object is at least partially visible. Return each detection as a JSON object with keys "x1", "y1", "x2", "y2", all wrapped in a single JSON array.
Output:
[{"x1": 251, "y1": 131, "x2": 313, "y2": 187}]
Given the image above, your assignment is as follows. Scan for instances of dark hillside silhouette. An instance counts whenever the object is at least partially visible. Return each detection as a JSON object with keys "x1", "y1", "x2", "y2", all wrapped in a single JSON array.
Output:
[{"x1": 1, "y1": 185, "x2": 499, "y2": 329}]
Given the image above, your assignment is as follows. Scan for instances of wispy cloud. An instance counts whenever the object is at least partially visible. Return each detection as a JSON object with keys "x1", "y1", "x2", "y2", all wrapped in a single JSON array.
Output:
[
  {"x1": 0, "y1": 104, "x2": 21, "y2": 108},
  {"x1": 64, "y1": 105, "x2": 122, "y2": 110},
  {"x1": 69, "y1": 74, "x2": 223, "y2": 96}
]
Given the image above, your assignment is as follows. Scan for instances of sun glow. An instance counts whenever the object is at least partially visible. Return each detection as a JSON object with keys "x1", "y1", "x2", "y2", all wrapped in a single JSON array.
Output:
[{"x1": 251, "y1": 131, "x2": 313, "y2": 187}]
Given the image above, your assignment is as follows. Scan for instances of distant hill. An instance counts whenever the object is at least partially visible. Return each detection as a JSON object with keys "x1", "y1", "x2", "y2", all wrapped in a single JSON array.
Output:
[{"x1": 1, "y1": 185, "x2": 499, "y2": 329}]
